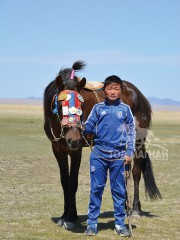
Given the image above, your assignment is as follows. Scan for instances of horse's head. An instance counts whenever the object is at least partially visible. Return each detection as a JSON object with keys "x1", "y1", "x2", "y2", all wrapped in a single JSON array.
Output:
[{"x1": 51, "y1": 61, "x2": 86, "y2": 151}]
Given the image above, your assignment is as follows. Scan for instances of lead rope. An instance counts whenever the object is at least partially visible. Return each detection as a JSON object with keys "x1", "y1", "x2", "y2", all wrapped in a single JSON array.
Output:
[
  {"x1": 81, "y1": 121, "x2": 126, "y2": 162},
  {"x1": 81, "y1": 134, "x2": 125, "y2": 162},
  {"x1": 124, "y1": 164, "x2": 133, "y2": 237}
]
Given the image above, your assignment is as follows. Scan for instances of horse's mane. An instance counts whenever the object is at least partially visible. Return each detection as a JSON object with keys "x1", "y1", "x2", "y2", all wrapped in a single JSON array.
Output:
[
  {"x1": 43, "y1": 80, "x2": 57, "y2": 118},
  {"x1": 123, "y1": 80, "x2": 152, "y2": 129}
]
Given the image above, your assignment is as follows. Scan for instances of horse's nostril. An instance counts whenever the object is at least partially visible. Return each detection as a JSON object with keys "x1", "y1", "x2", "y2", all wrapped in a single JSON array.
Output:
[
  {"x1": 71, "y1": 140, "x2": 78, "y2": 145},
  {"x1": 66, "y1": 138, "x2": 81, "y2": 150},
  {"x1": 71, "y1": 140, "x2": 80, "y2": 147}
]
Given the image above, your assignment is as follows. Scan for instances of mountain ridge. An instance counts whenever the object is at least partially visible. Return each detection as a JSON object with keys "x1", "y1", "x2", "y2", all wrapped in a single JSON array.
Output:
[
  {"x1": 0, "y1": 97, "x2": 180, "y2": 107},
  {"x1": 148, "y1": 97, "x2": 180, "y2": 106},
  {"x1": 26, "y1": 96, "x2": 180, "y2": 106}
]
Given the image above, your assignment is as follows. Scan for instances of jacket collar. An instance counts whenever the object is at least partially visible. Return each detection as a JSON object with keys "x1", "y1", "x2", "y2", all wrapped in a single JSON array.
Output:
[{"x1": 104, "y1": 98, "x2": 121, "y2": 106}]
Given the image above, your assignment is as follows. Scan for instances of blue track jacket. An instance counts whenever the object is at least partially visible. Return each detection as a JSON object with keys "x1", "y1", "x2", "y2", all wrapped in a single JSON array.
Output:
[{"x1": 84, "y1": 98, "x2": 136, "y2": 157}]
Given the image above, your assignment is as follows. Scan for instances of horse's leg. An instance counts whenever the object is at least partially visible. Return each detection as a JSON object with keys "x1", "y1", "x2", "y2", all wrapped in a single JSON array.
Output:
[
  {"x1": 52, "y1": 145, "x2": 69, "y2": 221},
  {"x1": 63, "y1": 150, "x2": 82, "y2": 229},
  {"x1": 131, "y1": 141, "x2": 145, "y2": 217},
  {"x1": 132, "y1": 156, "x2": 142, "y2": 217}
]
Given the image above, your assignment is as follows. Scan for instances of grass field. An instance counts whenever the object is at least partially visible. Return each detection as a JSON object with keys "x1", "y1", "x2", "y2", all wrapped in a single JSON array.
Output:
[{"x1": 0, "y1": 104, "x2": 180, "y2": 240}]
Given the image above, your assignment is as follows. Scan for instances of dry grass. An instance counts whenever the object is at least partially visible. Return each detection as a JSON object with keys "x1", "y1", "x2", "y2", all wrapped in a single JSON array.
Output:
[
  {"x1": 0, "y1": 104, "x2": 43, "y2": 117},
  {"x1": 152, "y1": 111, "x2": 180, "y2": 124},
  {"x1": 0, "y1": 105, "x2": 180, "y2": 239}
]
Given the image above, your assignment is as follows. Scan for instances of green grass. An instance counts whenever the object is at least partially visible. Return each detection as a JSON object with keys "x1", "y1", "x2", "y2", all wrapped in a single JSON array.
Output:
[{"x1": 0, "y1": 105, "x2": 180, "y2": 239}]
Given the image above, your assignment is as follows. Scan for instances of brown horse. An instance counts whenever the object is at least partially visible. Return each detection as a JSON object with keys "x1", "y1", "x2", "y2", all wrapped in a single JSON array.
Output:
[{"x1": 43, "y1": 61, "x2": 161, "y2": 230}]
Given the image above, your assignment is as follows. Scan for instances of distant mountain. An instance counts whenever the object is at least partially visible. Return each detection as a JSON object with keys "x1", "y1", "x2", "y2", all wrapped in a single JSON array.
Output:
[
  {"x1": 26, "y1": 96, "x2": 180, "y2": 106},
  {"x1": 148, "y1": 97, "x2": 180, "y2": 106},
  {"x1": 1, "y1": 96, "x2": 180, "y2": 107},
  {"x1": 27, "y1": 96, "x2": 42, "y2": 100}
]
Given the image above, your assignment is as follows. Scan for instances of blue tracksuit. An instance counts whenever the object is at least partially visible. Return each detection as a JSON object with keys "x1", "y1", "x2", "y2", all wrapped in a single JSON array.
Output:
[{"x1": 84, "y1": 98, "x2": 135, "y2": 226}]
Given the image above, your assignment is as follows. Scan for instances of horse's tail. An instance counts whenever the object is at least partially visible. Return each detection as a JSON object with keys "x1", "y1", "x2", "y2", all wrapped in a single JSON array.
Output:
[
  {"x1": 72, "y1": 61, "x2": 86, "y2": 71},
  {"x1": 142, "y1": 152, "x2": 162, "y2": 200}
]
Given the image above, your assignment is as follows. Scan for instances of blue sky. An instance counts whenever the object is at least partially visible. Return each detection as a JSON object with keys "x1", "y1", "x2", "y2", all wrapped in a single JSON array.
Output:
[{"x1": 0, "y1": 0, "x2": 180, "y2": 100}]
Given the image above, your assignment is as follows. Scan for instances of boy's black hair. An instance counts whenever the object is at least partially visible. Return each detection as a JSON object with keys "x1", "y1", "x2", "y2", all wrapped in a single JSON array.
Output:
[{"x1": 103, "y1": 75, "x2": 123, "y2": 90}]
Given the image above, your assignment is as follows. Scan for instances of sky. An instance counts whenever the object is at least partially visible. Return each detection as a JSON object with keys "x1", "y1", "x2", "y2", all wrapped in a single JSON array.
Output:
[{"x1": 0, "y1": 0, "x2": 180, "y2": 101}]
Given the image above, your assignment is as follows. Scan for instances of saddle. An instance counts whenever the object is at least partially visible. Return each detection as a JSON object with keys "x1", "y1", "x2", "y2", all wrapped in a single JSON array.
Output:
[{"x1": 84, "y1": 81, "x2": 104, "y2": 91}]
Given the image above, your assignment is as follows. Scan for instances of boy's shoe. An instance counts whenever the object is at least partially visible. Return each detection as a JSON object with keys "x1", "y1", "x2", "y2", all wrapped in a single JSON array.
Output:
[
  {"x1": 114, "y1": 224, "x2": 131, "y2": 237},
  {"x1": 84, "y1": 224, "x2": 98, "y2": 236}
]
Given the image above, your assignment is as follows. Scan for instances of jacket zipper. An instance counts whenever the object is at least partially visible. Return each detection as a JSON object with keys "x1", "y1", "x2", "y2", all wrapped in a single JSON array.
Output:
[{"x1": 110, "y1": 106, "x2": 113, "y2": 140}]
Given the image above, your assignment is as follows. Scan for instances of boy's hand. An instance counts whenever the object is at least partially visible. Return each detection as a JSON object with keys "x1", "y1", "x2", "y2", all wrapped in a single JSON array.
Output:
[{"x1": 124, "y1": 155, "x2": 132, "y2": 164}]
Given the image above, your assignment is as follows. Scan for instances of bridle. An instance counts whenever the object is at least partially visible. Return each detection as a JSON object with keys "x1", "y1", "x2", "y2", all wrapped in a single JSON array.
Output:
[{"x1": 49, "y1": 89, "x2": 84, "y2": 142}]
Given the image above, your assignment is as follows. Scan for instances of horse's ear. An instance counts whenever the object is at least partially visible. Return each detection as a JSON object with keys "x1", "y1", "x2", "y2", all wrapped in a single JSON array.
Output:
[
  {"x1": 56, "y1": 75, "x2": 64, "y2": 91},
  {"x1": 76, "y1": 77, "x2": 86, "y2": 92}
]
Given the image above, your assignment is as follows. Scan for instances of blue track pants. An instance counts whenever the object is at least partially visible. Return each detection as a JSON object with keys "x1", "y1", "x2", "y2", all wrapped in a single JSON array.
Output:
[{"x1": 87, "y1": 147, "x2": 127, "y2": 226}]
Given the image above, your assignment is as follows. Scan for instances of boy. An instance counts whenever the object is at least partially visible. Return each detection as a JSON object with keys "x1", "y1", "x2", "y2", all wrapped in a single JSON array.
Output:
[{"x1": 83, "y1": 75, "x2": 135, "y2": 237}]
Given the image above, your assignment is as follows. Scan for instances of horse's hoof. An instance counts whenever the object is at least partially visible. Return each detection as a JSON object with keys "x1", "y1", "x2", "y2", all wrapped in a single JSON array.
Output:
[
  {"x1": 131, "y1": 210, "x2": 141, "y2": 218},
  {"x1": 63, "y1": 221, "x2": 75, "y2": 230},
  {"x1": 57, "y1": 218, "x2": 65, "y2": 227}
]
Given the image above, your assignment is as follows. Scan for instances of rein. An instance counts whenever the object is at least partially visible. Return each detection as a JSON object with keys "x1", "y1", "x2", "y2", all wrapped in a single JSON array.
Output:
[
  {"x1": 48, "y1": 117, "x2": 65, "y2": 141},
  {"x1": 93, "y1": 90, "x2": 101, "y2": 103}
]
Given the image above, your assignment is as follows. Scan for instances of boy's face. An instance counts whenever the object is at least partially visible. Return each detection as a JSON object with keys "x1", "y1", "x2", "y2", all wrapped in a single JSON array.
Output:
[{"x1": 104, "y1": 82, "x2": 121, "y2": 102}]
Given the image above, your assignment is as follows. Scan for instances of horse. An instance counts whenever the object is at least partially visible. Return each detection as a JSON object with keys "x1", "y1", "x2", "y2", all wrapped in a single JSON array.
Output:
[{"x1": 43, "y1": 60, "x2": 162, "y2": 230}]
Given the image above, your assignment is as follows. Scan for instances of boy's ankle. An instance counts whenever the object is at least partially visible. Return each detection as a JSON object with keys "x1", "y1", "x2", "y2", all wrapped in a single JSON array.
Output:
[
  {"x1": 114, "y1": 224, "x2": 131, "y2": 237},
  {"x1": 85, "y1": 224, "x2": 98, "y2": 236}
]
